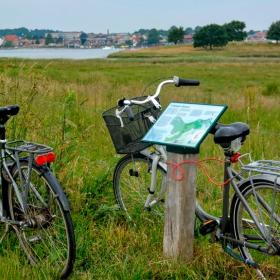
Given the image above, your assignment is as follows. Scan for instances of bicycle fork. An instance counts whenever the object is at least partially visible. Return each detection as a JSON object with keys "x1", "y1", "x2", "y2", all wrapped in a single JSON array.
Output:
[
  {"x1": 141, "y1": 146, "x2": 167, "y2": 210},
  {"x1": 144, "y1": 153, "x2": 161, "y2": 209}
]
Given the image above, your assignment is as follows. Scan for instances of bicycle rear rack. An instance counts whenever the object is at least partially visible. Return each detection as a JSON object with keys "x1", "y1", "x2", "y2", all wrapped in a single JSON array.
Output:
[
  {"x1": 241, "y1": 160, "x2": 280, "y2": 177},
  {"x1": 6, "y1": 140, "x2": 53, "y2": 155},
  {"x1": 236, "y1": 153, "x2": 280, "y2": 178},
  {"x1": 3, "y1": 141, "x2": 54, "y2": 215}
]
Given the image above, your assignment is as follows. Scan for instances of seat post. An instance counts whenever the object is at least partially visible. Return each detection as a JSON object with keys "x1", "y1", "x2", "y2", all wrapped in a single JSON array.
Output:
[
  {"x1": 0, "y1": 124, "x2": 6, "y2": 143},
  {"x1": 221, "y1": 152, "x2": 231, "y2": 235}
]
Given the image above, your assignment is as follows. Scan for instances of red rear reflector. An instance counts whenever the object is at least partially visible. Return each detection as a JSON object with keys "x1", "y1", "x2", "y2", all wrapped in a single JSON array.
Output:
[
  {"x1": 230, "y1": 152, "x2": 241, "y2": 163},
  {"x1": 35, "y1": 152, "x2": 56, "y2": 166}
]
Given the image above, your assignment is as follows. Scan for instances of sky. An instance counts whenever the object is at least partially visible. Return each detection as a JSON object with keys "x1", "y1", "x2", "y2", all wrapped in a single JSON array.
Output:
[{"x1": 1, "y1": 0, "x2": 279, "y2": 33}]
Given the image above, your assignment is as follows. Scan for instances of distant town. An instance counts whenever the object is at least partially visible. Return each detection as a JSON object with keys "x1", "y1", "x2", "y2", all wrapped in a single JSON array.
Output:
[{"x1": 0, "y1": 26, "x2": 271, "y2": 49}]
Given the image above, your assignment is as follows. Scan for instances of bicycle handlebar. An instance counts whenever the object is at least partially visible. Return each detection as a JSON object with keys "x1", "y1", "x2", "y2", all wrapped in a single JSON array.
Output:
[
  {"x1": 174, "y1": 76, "x2": 200, "y2": 87},
  {"x1": 116, "y1": 76, "x2": 200, "y2": 126}
]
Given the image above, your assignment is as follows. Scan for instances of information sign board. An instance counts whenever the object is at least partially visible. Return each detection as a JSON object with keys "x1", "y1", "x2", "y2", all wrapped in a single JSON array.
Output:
[{"x1": 142, "y1": 102, "x2": 227, "y2": 151}]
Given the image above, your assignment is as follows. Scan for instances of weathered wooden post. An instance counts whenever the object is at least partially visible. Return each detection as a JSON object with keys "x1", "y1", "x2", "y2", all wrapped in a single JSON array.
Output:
[
  {"x1": 142, "y1": 102, "x2": 227, "y2": 262},
  {"x1": 163, "y1": 151, "x2": 198, "y2": 260}
]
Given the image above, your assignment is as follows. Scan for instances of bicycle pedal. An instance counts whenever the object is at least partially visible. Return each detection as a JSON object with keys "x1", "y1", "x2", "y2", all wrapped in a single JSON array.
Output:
[{"x1": 199, "y1": 219, "x2": 218, "y2": 236}]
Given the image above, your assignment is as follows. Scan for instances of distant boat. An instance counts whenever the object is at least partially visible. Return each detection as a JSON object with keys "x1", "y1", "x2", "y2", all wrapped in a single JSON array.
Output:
[{"x1": 102, "y1": 46, "x2": 114, "y2": 50}]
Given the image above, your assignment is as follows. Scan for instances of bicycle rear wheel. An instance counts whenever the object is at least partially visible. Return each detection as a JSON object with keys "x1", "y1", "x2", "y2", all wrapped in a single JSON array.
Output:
[
  {"x1": 113, "y1": 153, "x2": 166, "y2": 221},
  {"x1": 231, "y1": 178, "x2": 280, "y2": 273},
  {"x1": 8, "y1": 161, "x2": 75, "y2": 279}
]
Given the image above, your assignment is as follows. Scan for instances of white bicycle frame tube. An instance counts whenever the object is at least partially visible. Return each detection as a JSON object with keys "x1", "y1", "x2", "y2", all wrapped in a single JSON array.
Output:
[{"x1": 140, "y1": 146, "x2": 167, "y2": 208}]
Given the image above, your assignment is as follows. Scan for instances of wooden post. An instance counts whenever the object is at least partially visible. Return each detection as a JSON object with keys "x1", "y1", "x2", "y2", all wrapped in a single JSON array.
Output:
[{"x1": 163, "y1": 152, "x2": 198, "y2": 260}]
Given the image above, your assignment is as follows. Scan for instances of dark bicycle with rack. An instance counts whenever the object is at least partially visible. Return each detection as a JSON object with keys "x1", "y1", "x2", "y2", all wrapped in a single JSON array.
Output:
[
  {"x1": 0, "y1": 105, "x2": 75, "y2": 278},
  {"x1": 103, "y1": 76, "x2": 280, "y2": 279}
]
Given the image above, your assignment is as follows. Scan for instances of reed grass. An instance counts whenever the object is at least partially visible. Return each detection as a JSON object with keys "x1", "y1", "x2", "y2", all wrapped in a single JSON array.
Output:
[{"x1": 0, "y1": 43, "x2": 280, "y2": 279}]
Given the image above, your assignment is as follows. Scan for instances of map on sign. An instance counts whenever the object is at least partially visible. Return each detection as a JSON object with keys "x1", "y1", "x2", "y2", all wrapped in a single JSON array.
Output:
[{"x1": 142, "y1": 102, "x2": 227, "y2": 149}]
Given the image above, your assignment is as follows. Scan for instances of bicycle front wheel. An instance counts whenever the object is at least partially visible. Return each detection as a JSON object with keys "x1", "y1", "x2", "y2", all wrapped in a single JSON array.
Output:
[
  {"x1": 113, "y1": 153, "x2": 166, "y2": 221},
  {"x1": 8, "y1": 161, "x2": 75, "y2": 279},
  {"x1": 231, "y1": 178, "x2": 280, "y2": 272}
]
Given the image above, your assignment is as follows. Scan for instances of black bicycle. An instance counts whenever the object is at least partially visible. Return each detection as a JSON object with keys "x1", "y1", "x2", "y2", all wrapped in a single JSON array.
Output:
[{"x1": 0, "y1": 105, "x2": 75, "y2": 278}]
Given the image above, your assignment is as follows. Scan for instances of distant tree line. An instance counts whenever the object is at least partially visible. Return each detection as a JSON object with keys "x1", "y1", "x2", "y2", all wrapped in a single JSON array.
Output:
[
  {"x1": 1, "y1": 20, "x2": 280, "y2": 48},
  {"x1": 0, "y1": 27, "x2": 58, "y2": 40},
  {"x1": 192, "y1": 20, "x2": 280, "y2": 49},
  {"x1": 193, "y1": 20, "x2": 247, "y2": 49}
]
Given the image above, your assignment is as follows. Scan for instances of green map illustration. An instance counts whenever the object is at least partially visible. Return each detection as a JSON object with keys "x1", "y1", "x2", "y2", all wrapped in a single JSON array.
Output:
[{"x1": 165, "y1": 116, "x2": 212, "y2": 144}]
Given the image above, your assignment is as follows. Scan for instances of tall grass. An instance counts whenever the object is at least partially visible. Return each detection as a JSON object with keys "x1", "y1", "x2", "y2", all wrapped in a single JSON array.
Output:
[{"x1": 0, "y1": 45, "x2": 280, "y2": 279}]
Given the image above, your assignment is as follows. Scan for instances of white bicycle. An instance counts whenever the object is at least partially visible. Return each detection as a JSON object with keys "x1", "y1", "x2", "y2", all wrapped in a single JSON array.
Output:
[{"x1": 103, "y1": 77, "x2": 280, "y2": 278}]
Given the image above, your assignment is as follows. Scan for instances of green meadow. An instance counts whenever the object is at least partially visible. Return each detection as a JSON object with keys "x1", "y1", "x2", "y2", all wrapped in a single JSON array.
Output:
[{"x1": 0, "y1": 43, "x2": 280, "y2": 279}]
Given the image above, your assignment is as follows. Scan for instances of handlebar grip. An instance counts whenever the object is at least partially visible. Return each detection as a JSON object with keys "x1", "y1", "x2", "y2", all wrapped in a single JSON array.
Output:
[
  {"x1": 118, "y1": 98, "x2": 125, "y2": 107},
  {"x1": 125, "y1": 106, "x2": 134, "y2": 121},
  {"x1": 174, "y1": 76, "x2": 200, "y2": 87}
]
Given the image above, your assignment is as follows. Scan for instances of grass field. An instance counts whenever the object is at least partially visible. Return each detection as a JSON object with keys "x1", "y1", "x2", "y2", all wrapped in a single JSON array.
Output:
[{"x1": 0, "y1": 43, "x2": 280, "y2": 279}]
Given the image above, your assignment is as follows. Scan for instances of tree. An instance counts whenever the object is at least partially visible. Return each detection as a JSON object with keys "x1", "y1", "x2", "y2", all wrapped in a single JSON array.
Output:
[
  {"x1": 80, "y1": 32, "x2": 88, "y2": 45},
  {"x1": 267, "y1": 20, "x2": 280, "y2": 44},
  {"x1": 45, "y1": 33, "x2": 54, "y2": 45},
  {"x1": 125, "y1": 40, "x2": 133, "y2": 47},
  {"x1": 193, "y1": 24, "x2": 228, "y2": 49},
  {"x1": 224, "y1": 20, "x2": 247, "y2": 41},
  {"x1": 147, "y1": 28, "x2": 160, "y2": 46},
  {"x1": 247, "y1": 30, "x2": 256, "y2": 36},
  {"x1": 185, "y1": 27, "x2": 193, "y2": 35},
  {"x1": 56, "y1": 36, "x2": 64, "y2": 44},
  {"x1": 168, "y1": 26, "x2": 184, "y2": 44},
  {"x1": 3, "y1": 41, "x2": 14, "y2": 48},
  {"x1": 194, "y1": 26, "x2": 202, "y2": 33}
]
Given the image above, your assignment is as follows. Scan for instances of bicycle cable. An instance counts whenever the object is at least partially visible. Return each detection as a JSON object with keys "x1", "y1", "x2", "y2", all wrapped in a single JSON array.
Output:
[{"x1": 166, "y1": 157, "x2": 241, "y2": 187}]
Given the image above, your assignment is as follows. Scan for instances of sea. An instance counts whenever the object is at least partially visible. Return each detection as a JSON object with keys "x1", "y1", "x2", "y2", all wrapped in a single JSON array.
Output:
[{"x1": 0, "y1": 48, "x2": 119, "y2": 59}]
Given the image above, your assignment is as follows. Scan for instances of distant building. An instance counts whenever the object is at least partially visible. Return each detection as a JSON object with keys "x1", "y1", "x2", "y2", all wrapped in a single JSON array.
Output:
[
  {"x1": 0, "y1": 38, "x2": 4, "y2": 46},
  {"x1": 19, "y1": 38, "x2": 32, "y2": 47},
  {"x1": 46, "y1": 32, "x2": 81, "y2": 47},
  {"x1": 4, "y1": 35, "x2": 19, "y2": 46},
  {"x1": 47, "y1": 32, "x2": 63, "y2": 40},
  {"x1": 115, "y1": 33, "x2": 131, "y2": 46},
  {"x1": 183, "y1": 34, "x2": 193, "y2": 44},
  {"x1": 159, "y1": 35, "x2": 168, "y2": 45},
  {"x1": 63, "y1": 32, "x2": 81, "y2": 45},
  {"x1": 87, "y1": 33, "x2": 107, "y2": 48},
  {"x1": 131, "y1": 34, "x2": 143, "y2": 47},
  {"x1": 246, "y1": 31, "x2": 267, "y2": 42}
]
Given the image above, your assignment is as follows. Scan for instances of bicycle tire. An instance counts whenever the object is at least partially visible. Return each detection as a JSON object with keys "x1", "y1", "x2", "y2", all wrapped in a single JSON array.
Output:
[
  {"x1": 8, "y1": 161, "x2": 76, "y2": 279},
  {"x1": 113, "y1": 153, "x2": 166, "y2": 221},
  {"x1": 231, "y1": 177, "x2": 280, "y2": 270}
]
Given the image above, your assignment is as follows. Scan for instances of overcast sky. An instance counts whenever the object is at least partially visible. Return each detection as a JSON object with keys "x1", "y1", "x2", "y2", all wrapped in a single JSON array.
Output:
[{"x1": 1, "y1": 0, "x2": 279, "y2": 33}]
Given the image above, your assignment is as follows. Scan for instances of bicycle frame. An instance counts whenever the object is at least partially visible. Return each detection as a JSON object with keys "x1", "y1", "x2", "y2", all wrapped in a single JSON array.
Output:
[
  {"x1": 139, "y1": 145, "x2": 280, "y2": 255},
  {"x1": 0, "y1": 125, "x2": 25, "y2": 226},
  {"x1": 0, "y1": 126, "x2": 51, "y2": 226}
]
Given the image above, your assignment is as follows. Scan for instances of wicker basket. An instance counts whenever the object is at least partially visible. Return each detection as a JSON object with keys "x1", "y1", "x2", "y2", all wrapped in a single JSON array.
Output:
[{"x1": 103, "y1": 97, "x2": 160, "y2": 154}]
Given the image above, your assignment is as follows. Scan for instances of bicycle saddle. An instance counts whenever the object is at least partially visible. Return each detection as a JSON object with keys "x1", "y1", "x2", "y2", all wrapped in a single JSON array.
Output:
[
  {"x1": 0, "y1": 105, "x2": 20, "y2": 124},
  {"x1": 0, "y1": 105, "x2": 20, "y2": 117},
  {"x1": 213, "y1": 122, "x2": 250, "y2": 144}
]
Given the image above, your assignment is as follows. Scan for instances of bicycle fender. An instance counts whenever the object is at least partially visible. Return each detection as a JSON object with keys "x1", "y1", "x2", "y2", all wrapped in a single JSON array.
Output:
[
  {"x1": 237, "y1": 174, "x2": 280, "y2": 191},
  {"x1": 40, "y1": 166, "x2": 71, "y2": 212}
]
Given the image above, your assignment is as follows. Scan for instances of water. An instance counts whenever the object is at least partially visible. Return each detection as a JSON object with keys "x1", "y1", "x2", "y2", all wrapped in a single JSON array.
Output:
[{"x1": 0, "y1": 48, "x2": 119, "y2": 59}]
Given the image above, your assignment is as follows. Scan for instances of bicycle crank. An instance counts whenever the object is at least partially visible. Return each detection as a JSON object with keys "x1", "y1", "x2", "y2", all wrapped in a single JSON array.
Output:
[{"x1": 199, "y1": 219, "x2": 218, "y2": 235}]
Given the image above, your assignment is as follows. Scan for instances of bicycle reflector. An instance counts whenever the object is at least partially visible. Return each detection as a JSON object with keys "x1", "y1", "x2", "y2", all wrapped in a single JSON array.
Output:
[{"x1": 35, "y1": 152, "x2": 56, "y2": 165}]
